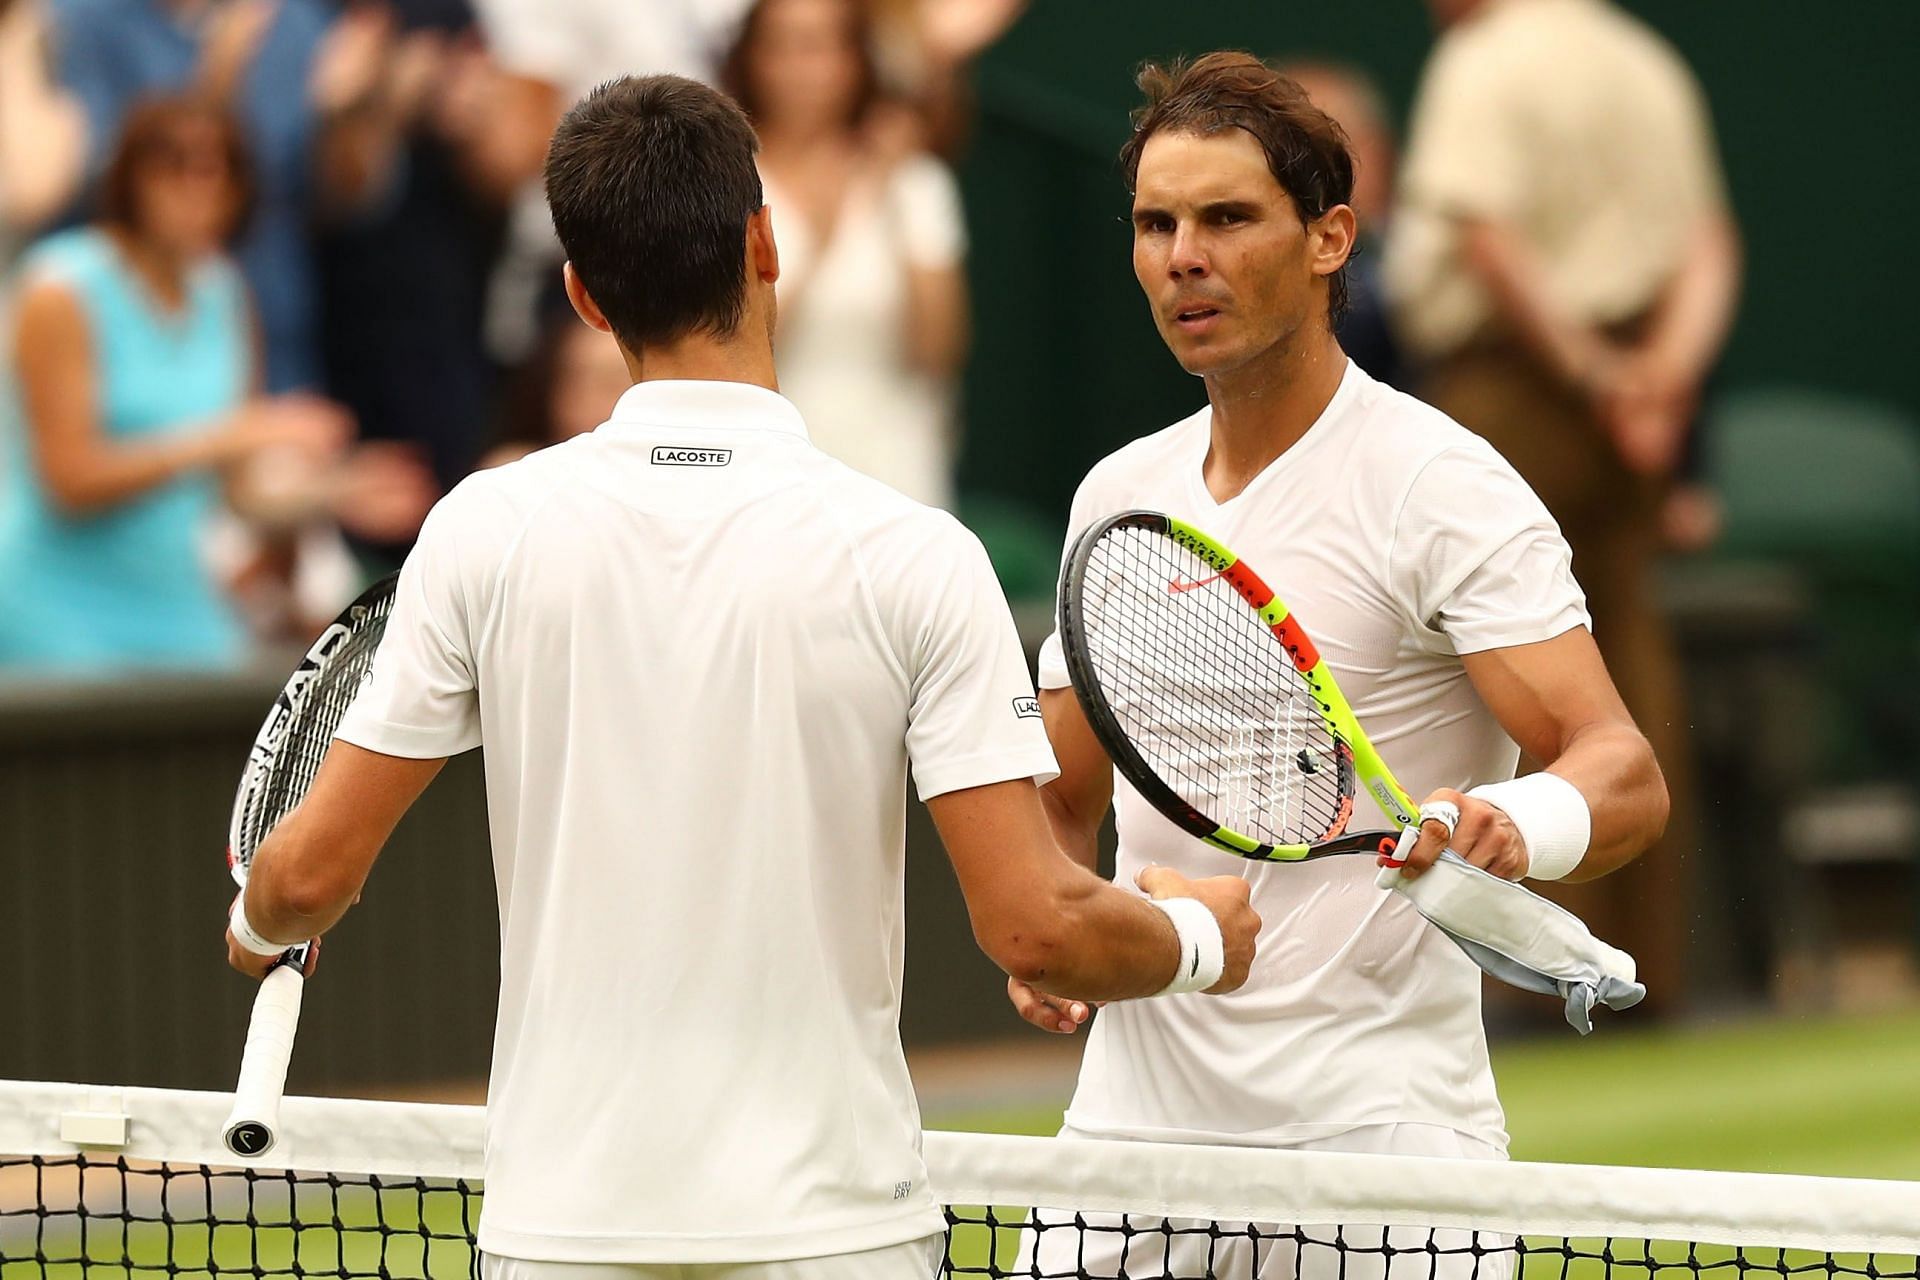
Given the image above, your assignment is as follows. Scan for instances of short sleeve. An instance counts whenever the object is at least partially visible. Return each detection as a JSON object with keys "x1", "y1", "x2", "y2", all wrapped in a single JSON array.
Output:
[
  {"x1": 886, "y1": 154, "x2": 966, "y2": 270},
  {"x1": 334, "y1": 496, "x2": 484, "y2": 758},
  {"x1": 1387, "y1": 446, "x2": 1590, "y2": 655},
  {"x1": 1396, "y1": 36, "x2": 1528, "y2": 224},
  {"x1": 1035, "y1": 473, "x2": 1105, "y2": 691},
  {"x1": 901, "y1": 525, "x2": 1059, "y2": 800}
]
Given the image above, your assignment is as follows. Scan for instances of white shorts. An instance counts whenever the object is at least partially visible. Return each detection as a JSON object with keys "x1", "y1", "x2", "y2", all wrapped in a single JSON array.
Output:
[
  {"x1": 479, "y1": 1235, "x2": 942, "y2": 1280},
  {"x1": 1016, "y1": 1122, "x2": 1512, "y2": 1280}
]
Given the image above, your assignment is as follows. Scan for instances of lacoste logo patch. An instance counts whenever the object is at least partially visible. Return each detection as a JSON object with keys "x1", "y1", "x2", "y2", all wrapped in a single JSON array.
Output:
[
  {"x1": 650, "y1": 445, "x2": 732, "y2": 466},
  {"x1": 1012, "y1": 696, "x2": 1041, "y2": 720}
]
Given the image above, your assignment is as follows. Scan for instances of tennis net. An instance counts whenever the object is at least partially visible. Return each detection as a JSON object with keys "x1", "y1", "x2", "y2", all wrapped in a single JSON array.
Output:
[{"x1": 3, "y1": 1080, "x2": 1917, "y2": 1279}]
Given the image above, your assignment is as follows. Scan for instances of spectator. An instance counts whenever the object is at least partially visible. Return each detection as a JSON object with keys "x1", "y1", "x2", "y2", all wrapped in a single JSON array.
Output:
[
  {"x1": 46, "y1": 0, "x2": 414, "y2": 391},
  {"x1": 1385, "y1": 0, "x2": 1742, "y2": 1013},
  {"x1": 315, "y1": 0, "x2": 509, "y2": 494},
  {"x1": 724, "y1": 0, "x2": 970, "y2": 508},
  {"x1": 462, "y1": 0, "x2": 1018, "y2": 364},
  {"x1": 1279, "y1": 59, "x2": 1405, "y2": 388},
  {"x1": 478, "y1": 315, "x2": 630, "y2": 470},
  {"x1": 0, "y1": 95, "x2": 348, "y2": 668},
  {"x1": 463, "y1": 0, "x2": 757, "y2": 361},
  {"x1": 866, "y1": 0, "x2": 1029, "y2": 159}
]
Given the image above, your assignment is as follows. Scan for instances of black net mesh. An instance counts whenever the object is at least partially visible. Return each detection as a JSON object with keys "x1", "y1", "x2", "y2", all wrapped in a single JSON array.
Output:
[
  {"x1": 1075, "y1": 523, "x2": 1353, "y2": 848},
  {"x1": 0, "y1": 1155, "x2": 477, "y2": 1280},
  {"x1": 5, "y1": 1154, "x2": 1913, "y2": 1280}
]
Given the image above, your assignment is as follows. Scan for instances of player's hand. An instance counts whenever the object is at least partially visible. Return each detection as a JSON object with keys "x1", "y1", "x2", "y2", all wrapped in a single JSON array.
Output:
[
  {"x1": 1384, "y1": 787, "x2": 1529, "y2": 882},
  {"x1": 225, "y1": 931, "x2": 320, "y2": 981},
  {"x1": 1006, "y1": 977, "x2": 1095, "y2": 1035},
  {"x1": 1136, "y1": 865, "x2": 1259, "y2": 994}
]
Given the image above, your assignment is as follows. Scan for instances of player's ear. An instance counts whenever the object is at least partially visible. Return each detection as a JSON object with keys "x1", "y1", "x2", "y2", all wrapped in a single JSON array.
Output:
[
  {"x1": 1307, "y1": 203, "x2": 1358, "y2": 280},
  {"x1": 747, "y1": 204, "x2": 780, "y2": 285},
  {"x1": 562, "y1": 262, "x2": 614, "y2": 334}
]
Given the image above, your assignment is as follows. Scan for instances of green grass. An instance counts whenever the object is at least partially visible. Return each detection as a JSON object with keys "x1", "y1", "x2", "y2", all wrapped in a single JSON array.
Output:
[
  {"x1": 927, "y1": 1010, "x2": 1920, "y2": 1274},
  {"x1": 927, "y1": 1008, "x2": 1920, "y2": 1178},
  {"x1": 1494, "y1": 1007, "x2": 1920, "y2": 1178},
  {"x1": 0, "y1": 1171, "x2": 476, "y2": 1280}
]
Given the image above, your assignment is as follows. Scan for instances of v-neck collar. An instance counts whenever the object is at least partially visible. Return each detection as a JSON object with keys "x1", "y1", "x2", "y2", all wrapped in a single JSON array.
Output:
[{"x1": 1185, "y1": 358, "x2": 1362, "y2": 517}]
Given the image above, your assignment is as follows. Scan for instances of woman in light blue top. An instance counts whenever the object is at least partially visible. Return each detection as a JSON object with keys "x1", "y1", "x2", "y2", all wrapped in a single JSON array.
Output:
[{"x1": 0, "y1": 93, "x2": 346, "y2": 669}]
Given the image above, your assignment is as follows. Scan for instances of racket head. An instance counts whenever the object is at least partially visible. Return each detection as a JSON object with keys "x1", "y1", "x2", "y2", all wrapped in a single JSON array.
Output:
[
  {"x1": 228, "y1": 574, "x2": 398, "y2": 886},
  {"x1": 1060, "y1": 510, "x2": 1412, "y2": 862}
]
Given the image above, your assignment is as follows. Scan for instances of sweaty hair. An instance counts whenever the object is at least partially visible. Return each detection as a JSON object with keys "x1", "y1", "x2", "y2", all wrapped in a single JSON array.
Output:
[
  {"x1": 1119, "y1": 52, "x2": 1356, "y2": 322},
  {"x1": 545, "y1": 75, "x2": 765, "y2": 350},
  {"x1": 99, "y1": 94, "x2": 256, "y2": 242}
]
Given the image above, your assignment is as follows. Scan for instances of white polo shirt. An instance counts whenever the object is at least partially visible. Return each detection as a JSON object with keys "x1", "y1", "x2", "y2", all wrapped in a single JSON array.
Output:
[
  {"x1": 1037, "y1": 361, "x2": 1588, "y2": 1153},
  {"x1": 336, "y1": 380, "x2": 1058, "y2": 1264}
]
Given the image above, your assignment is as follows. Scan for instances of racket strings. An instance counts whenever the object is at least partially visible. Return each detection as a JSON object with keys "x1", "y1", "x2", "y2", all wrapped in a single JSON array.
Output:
[
  {"x1": 233, "y1": 593, "x2": 395, "y2": 868},
  {"x1": 1081, "y1": 527, "x2": 1350, "y2": 847}
]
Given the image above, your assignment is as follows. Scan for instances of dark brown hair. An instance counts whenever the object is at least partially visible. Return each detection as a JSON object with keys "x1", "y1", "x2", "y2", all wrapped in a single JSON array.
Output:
[
  {"x1": 718, "y1": 0, "x2": 881, "y2": 133},
  {"x1": 99, "y1": 94, "x2": 256, "y2": 241},
  {"x1": 1120, "y1": 52, "x2": 1356, "y2": 322},
  {"x1": 545, "y1": 75, "x2": 765, "y2": 349}
]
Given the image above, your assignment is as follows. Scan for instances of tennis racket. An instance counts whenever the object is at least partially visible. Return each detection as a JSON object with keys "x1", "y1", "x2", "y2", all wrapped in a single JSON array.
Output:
[
  {"x1": 1060, "y1": 510, "x2": 1420, "y2": 863},
  {"x1": 221, "y1": 574, "x2": 396, "y2": 1158}
]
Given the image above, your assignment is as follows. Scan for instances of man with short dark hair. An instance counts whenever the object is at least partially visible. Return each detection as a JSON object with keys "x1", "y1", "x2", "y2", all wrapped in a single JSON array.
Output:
[
  {"x1": 223, "y1": 73, "x2": 1260, "y2": 1280},
  {"x1": 1012, "y1": 52, "x2": 1668, "y2": 1278}
]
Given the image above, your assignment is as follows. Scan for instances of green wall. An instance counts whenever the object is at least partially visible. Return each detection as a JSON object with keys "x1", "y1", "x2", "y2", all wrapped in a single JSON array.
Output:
[{"x1": 954, "y1": 2, "x2": 1920, "y2": 527}]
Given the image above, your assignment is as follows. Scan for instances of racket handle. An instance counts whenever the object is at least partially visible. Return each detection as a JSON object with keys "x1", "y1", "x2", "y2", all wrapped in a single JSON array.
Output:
[{"x1": 222, "y1": 950, "x2": 307, "y2": 1158}]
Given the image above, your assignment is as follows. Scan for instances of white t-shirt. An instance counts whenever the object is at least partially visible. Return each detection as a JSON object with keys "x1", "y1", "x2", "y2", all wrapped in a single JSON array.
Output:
[
  {"x1": 1036, "y1": 360, "x2": 1589, "y2": 1152},
  {"x1": 337, "y1": 380, "x2": 1058, "y2": 1264},
  {"x1": 765, "y1": 154, "x2": 967, "y2": 509}
]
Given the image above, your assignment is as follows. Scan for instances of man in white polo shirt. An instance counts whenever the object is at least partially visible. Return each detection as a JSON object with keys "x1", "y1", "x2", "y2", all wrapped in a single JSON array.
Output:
[
  {"x1": 222, "y1": 74, "x2": 1259, "y2": 1279},
  {"x1": 1011, "y1": 53, "x2": 1670, "y2": 1278}
]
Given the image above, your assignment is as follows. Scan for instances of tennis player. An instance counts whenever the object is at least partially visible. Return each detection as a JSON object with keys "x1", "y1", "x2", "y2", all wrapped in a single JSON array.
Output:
[
  {"x1": 222, "y1": 75, "x2": 1260, "y2": 1279},
  {"x1": 1012, "y1": 53, "x2": 1671, "y2": 1277}
]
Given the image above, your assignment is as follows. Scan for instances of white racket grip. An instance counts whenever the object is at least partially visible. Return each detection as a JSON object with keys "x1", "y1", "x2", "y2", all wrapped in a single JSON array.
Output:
[{"x1": 223, "y1": 964, "x2": 305, "y2": 1158}]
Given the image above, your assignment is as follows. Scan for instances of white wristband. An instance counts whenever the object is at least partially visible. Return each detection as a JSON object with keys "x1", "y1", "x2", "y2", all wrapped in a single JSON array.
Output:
[
  {"x1": 1147, "y1": 896, "x2": 1226, "y2": 996},
  {"x1": 1467, "y1": 772, "x2": 1591, "y2": 881},
  {"x1": 229, "y1": 895, "x2": 290, "y2": 958}
]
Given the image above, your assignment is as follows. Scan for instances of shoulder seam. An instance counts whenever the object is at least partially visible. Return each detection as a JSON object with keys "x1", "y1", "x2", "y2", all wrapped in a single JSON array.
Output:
[
  {"x1": 1380, "y1": 443, "x2": 1479, "y2": 619},
  {"x1": 807, "y1": 477, "x2": 916, "y2": 690}
]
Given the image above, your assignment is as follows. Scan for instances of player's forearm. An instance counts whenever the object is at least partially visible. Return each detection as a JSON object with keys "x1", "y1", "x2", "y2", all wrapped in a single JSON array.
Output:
[
  {"x1": 1459, "y1": 218, "x2": 1612, "y2": 391},
  {"x1": 243, "y1": 813, "x2": 372, "y2": 943},
  {"x1": 1037, "y1": 688, "x2": 1113, "y2": 872},
  {"x1": 1541, "y1": 721, "x2": 1670, "y2": 881},
  {"x1": 1640, "y1": 212, "x2": 1742, "y2": 385},
  {"x1": 1039, "y1": 785, "x2": 1103, "y2": 872},
  {"x1": 988, "y1": 865, "x2": 1184, "y2": 1001},
  {"x1": 241, "y1": 745, "x2": 447, "y2": 943}
]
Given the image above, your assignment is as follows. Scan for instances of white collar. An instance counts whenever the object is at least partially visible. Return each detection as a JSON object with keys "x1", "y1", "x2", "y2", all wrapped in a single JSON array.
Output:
[{"x1": 603, "y1": 380, "x2": 809, "y2": 440}]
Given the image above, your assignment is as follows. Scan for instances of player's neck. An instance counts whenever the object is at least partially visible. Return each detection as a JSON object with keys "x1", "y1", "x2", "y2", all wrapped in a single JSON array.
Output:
[
  {"x1": 1199, "y1": 330, "x2": 1348, "y2": 504},
  {"x1": 620, "y1": 336, "x2": 779, "y2": 395}
]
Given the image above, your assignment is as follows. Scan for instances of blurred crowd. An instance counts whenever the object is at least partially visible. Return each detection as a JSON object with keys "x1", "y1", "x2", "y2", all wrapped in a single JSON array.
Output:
[
  {"x1": 0, "y1": 0, "x2": 1735, "y2": 692},
  {"x1": 0, "y1": 0, "x2": 1019, "y2": 667}
]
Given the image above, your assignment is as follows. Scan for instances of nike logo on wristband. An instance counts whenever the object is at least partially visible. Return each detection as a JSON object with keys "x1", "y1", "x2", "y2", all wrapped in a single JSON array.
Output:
[{"x1": 1167, "y1": 574, "x2": 1224, "y2": 594}]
